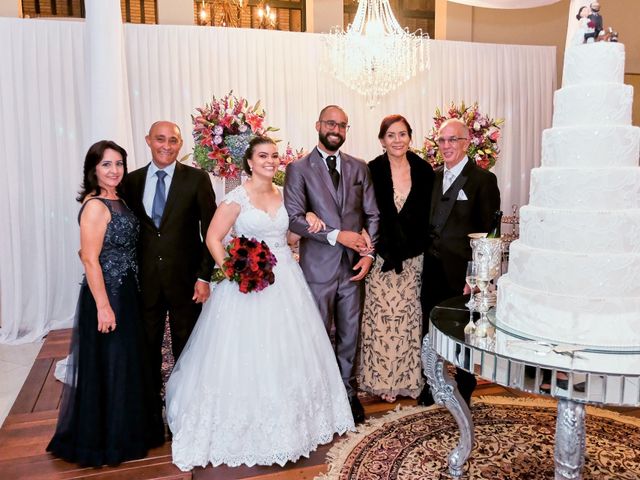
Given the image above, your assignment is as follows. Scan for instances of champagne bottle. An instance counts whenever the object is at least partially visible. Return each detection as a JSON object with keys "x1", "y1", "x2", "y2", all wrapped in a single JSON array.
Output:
[{"x1": 486, "y1": 210, "x2": 503, "y2": 238}]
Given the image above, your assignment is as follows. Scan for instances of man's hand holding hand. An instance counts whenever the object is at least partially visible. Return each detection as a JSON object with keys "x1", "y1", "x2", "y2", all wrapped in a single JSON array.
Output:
[
  {"x1": 350, "y1": 256, "x2": 373, "y2": 281},
  {"x1": 337, "y1": 231, "x2": 367, "y2": 252},
  {"x1": 193, "y1": 281, "x2": 211, "y2": 304}
]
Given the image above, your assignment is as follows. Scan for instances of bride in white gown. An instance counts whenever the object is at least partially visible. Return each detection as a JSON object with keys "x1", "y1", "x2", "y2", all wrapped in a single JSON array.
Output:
[{"x1": 165, "y1": 136, "x2": 355, "y2": 471}]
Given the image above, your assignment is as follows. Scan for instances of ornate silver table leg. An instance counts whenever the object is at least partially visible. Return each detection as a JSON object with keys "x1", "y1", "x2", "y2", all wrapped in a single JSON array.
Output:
[
  {"x1": 422, "y1": 335, "x2": 474, "y2": 478},
  {"x1": 554, "y1": 399, "x2": 586, "y2": 480}
]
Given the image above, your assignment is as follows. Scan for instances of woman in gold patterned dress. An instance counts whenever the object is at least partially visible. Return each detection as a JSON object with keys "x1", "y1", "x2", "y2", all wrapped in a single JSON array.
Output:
[{"x1": 358, "y1": 115, "x2": 434, "y2": 402}]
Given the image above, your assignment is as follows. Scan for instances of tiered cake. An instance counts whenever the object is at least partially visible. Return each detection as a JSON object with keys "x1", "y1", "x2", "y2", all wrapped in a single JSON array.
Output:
[{"x1": 496, "y1": 42, "x2": 640, "y2": 350}]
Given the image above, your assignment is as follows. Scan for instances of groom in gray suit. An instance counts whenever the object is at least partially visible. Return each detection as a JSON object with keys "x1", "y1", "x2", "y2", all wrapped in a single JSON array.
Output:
[{"x1": 284, "y1": 105, "x2": 380, "y2": 423}]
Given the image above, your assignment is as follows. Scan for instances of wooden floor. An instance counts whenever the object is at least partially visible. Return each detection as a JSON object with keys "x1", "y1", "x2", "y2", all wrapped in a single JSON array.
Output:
[{"x1": 1, "y1": 330, "x2": 638, "y2": 480}]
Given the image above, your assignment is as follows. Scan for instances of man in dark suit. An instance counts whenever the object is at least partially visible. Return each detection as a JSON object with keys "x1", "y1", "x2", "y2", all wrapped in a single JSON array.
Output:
[
  {"x1": 122, "y1": 121, "x2": 216, "y2": 424},
  {"x1": 419, "y1": 118, "x2": 501, "y2": 407},
  {"x1": 284, "y1": 105, "x2": 380, "y2": 423}
]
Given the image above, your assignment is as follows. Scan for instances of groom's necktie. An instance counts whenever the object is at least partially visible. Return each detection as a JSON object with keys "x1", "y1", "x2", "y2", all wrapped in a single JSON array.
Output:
[
  {"x1": 152, "y1": 170, "x2": 168, "y2": 228},
  {"x1": 326, "y1": 155, "x2": 340, "y2": 190}
]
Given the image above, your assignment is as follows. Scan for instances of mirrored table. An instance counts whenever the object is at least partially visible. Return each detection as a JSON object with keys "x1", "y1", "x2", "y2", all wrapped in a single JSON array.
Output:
[{"x1": 421, "y1": 296, "x2": 640, "y2": 480}]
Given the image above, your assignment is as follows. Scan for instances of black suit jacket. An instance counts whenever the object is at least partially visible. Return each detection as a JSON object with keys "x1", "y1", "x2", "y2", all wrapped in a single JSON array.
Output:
[
  {"x1": 122, "y1": 162, "x2": 216, "y2": 306},
  {"x1": 428, "y1": 159, "x2": 500, "y2": 291},
  {"x1": 368, "y1": 150, "x2": 434, "y2": 273}
]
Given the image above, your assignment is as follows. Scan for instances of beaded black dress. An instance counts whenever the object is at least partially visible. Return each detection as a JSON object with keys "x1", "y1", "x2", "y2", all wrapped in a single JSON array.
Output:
[{"x1": 47, "y1": 198, "x2": 164, "y2": 466}]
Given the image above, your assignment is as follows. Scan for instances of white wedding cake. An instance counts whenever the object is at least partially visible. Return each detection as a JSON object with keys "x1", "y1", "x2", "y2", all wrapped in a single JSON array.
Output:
[{"x1": 496, "y1": 42, "x2": 640, "y2": 350}]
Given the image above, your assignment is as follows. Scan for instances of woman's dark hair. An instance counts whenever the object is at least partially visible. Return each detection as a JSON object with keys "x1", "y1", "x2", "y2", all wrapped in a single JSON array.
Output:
[
  {"x1": 378, "y1": 114, "x2": 413, "y2": 140},
  {"x1": 77, "y1": 140, "x2": 128, "y2": 202},
  {"x1": 242, "y1": 136, "x2": 277, "y2": 175},
  {"x1": 576, "y1": 6, "x2": 587, "y2": 20}
]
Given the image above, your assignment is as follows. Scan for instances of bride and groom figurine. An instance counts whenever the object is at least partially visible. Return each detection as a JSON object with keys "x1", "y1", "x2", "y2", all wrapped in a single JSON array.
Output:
[
  {"x1": 165, "y1": 105, "x2": 380, "y2": 471},
  {"x1": 581, "y1": 2, "x2": 602, "y2": 44},
  {"x1": 574, "y1": 2, "x2": 618, "y2": 45}
]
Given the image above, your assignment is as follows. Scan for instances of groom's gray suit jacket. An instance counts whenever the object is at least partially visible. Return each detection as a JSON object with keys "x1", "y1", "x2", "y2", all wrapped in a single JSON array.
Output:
[
  {"x1": 284, "y1": 146, "x2": 380, "y2": 395},
  {"x1": 284, "y1": 147, "x2": 380, "y2": 282}
]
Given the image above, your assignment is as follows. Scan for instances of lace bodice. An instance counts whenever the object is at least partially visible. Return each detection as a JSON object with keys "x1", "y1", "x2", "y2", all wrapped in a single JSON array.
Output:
[
  {"x1": 222, "y1": 186, "x2": 290, "y2": 254},
  {"x1": 78, "y1": 198, "x2": 139, "y2": 287},
  {"x1": 393, "y1": 189, "x2": 409, "y2": 212}
]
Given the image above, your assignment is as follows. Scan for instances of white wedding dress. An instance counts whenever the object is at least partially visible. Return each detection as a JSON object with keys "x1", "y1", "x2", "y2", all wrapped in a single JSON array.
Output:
[{"x1": 165, "y1": 185, "x2": 355, "y2": 471}]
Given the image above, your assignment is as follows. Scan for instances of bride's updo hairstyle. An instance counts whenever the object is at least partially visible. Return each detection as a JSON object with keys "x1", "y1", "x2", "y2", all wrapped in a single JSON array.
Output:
[{"x1": 243, "y1": 135, "x2": 277, "y2": 176}]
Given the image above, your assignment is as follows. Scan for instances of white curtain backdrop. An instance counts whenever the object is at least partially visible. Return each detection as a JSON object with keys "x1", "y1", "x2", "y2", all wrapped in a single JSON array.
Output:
[
  {"x1": 86, "y1": 0, "x2": 133, "y2": 150},
  {"x1": 0, "y1": 18, "x2": 88, "y2": 343},
  {"x1": 0, "y1": 19, "x2": 556, "y2": 343},
  {"x1": 448, "y1": 0, "x2": 562, "y2": 8}
]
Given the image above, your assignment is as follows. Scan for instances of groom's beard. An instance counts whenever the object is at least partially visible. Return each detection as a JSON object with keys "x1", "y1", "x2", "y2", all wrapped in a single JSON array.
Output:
[{"x1": 318, "y1": 131, "x2": 345, "y2": 152}]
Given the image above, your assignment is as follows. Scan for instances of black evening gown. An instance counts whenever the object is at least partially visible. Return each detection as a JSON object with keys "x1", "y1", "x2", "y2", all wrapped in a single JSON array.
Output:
[{"x1": 47, "y1": 198, "x2": 164, "y2": 467}]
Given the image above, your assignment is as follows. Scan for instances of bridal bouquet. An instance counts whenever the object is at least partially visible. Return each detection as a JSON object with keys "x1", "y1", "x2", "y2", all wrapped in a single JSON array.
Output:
[
  {"x1": 191, "y1": 91, "x2": 278, "y2": 180},
  {"x1": 222, "y1": 236, "x2": 277, "y2": 294},
  {"x1": 421, "y1": 102, "x2": 503, "y2": 170},
  {"x1": 272, "y1": 143, "x2": 305, "y2": 187}
]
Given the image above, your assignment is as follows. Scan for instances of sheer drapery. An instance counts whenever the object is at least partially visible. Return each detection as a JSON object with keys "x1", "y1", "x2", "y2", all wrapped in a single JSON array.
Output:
[
  {"x1": 0, "y1": 20, "x2": 555, "y2": 343},
  {"x1": 125, "y1": 27, "x2": 555, "y2": 210},
  {"x1": 86, "y1": 0, "x2": 134, "y2": 151},
  {"x1": 0, "y1": 18, "x2": 87, "y2": 343},
  {"x1": 448, "y1": 0, "x2": 562, "y2": 8}
]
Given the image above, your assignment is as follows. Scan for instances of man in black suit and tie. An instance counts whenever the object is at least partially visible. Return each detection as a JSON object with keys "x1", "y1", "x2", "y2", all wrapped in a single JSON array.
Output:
[
  {"x1": 419, "y1": 118, "x2": 501, "y2": 407},
  {"x1": 123, "y1": 121, "x2": 216, "y2": 427}
]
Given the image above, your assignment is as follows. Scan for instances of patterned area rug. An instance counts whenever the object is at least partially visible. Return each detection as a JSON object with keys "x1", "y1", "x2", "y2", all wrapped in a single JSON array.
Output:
[{"x1": 320, "y1": 397, "x2": 640, "y2": 479}]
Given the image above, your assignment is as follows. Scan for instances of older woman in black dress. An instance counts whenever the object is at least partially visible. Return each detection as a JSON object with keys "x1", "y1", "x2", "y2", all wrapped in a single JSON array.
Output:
[
  {"x1": 358, "y1": 115, "x2": 434, "y2": 403},
  {"x1": 47, "y1": 140, "x2": 164, "y2": 466}
]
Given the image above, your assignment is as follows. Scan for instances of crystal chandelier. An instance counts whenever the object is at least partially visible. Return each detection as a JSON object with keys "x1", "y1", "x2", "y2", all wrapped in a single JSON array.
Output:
[
  {"x1": 325, "y1": 0, "x2": 430, "y2": 108},
  {"x1": 197, "y1": 0, "x2": 244, "y2": 27},
  {"x1": 256, "y1": 2, "x2": 277, "y2": 29}
]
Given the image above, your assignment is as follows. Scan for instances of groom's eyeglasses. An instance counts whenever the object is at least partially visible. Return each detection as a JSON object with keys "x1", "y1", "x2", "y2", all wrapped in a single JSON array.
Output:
[{"x1": 319, "y1": 120, "x2": 350, "y2": 131}]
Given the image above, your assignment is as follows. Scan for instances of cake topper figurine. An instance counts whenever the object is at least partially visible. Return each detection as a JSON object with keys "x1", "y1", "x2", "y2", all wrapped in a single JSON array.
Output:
[
  {"x1": 604, "y1": 27, "x2": 619, "y2": 43},
  {"x1": 584, "y1": 2, "x2": 603, "y2": 43},
  {"x1": 573, "y1": 2, "x2": 618, "y2": 45},
  {"x1": 572, "y1": 5, "x2": 594, "y2": 46}
]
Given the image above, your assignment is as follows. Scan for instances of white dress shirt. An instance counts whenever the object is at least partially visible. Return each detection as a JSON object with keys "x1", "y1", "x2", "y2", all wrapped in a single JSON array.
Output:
[{"x1": 443, "y1": 156, "x2": 469, "y2": 193}]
